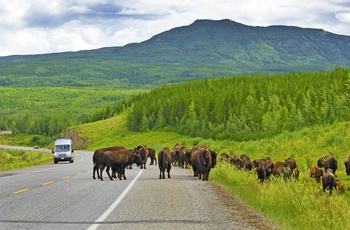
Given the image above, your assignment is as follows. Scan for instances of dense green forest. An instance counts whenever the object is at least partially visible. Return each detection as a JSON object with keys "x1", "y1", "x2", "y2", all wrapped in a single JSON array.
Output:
[
  {"x1": 3, "y1": 67, "x2": 350, "y2": 144},
  {"x1": 0, "y1": 87, "x2": 144, "y2": 139},
  {"x1": 114, "y1": 67, "x2": 350, "y2": 141}
]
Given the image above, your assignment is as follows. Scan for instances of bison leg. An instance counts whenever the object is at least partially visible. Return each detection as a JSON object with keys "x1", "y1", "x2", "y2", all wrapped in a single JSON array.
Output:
[
  {"x1": 106, "y1": 166, "x2": 113, "y2": 180},
  {"x1": 99, "y1": 164, "x2": 106, "y2": 181},
  {"x1": 93, "y1": 163, "x2": 101, "y2": 179},
  {"x1": 121, "y1": 166, "x2": 126, "y2": 180},
  {"x1": 93, "y1": 165, "x2": 97, "y2": 179}
]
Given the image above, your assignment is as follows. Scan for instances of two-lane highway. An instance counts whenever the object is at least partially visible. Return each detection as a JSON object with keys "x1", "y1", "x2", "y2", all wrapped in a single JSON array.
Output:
[
  {"x1": 0, "y1": 148, "x2": 144, "y2": 230},
  {"x1": 0, "y1": 146, "x2": 278, "y2": 230}
]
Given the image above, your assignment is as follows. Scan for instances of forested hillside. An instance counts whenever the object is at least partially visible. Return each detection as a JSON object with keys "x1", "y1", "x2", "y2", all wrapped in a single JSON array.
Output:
[
  {"x1": 0, "y1": 87, "x2": 143, "y2": 144},
  {"x1": 0, "y1": 19, "x2": 350, "y2": 88},
  {"x1": 116, "y1": 67, "x2": 350, "y2": 141}
]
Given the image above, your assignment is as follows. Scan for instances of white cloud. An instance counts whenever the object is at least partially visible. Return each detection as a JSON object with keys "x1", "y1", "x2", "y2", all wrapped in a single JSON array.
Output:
[
  {"x1": 336, "y1": 12, "x2": 350, "y2": 22},
  {"x1": 0, "y1": 0, "x2": 350, "y2": 56}
]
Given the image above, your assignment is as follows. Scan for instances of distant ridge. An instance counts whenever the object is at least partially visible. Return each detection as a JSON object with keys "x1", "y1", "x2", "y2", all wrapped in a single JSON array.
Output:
[{"x1": 0, "y1": 19, "x2": 349, "y2": 87}]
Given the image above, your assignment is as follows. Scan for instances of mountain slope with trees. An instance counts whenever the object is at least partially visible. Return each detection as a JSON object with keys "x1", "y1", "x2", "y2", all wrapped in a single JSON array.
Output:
[
  {"x1": 118, "y1": 67, "x2": 350, "y2": 141},
  {"x1": 0, "y1": 19, "x2": 349, "y2": 87}
]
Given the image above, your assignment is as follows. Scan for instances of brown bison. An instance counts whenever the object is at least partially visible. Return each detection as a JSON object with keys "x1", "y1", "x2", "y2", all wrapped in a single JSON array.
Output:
[
  {"x1": 230, "y1": 156, "x2": 245, "y2": 169},
  {"x1": 336, "y1": 180, "x2": 344, "y2": 194},
  {"x1": 158, "y1": 147, "x2": 172, "y2": 179},
  {"x1": 255, "y1": 158, "x2": 274, "y2": 184},
  {"x1": 344, "y1": 156, "x2": 350, "y2": 175},
  {"x1": 182, "y1": 146, "x2": 193, "y2": 169},
  {"x1": 218, "y1": 152, "x2": 230, "y2": 162},
  {"x1": 198, "y1": 146, "x2": 213, "y2": 181},
  {"x1": 172, "y1": 143, "x2": 182, "y2": 166},
  {"x1": 147, "y1": 147, "x2": 157, "y2": 165},
  {"x1": 283, "y1": 157, "x2": 297, "y2": 171},
  {"x1": 272, "y1": 161, "x2": 292, "y2": 180},
  {"x1": 324, "y1": 156, "x2": 338, "y2": 175},
  {"x1": 292, "y1": 168, "x2": 300, "y2": 180},
  {"x1": 317, "y1": 155, "x2": 330, "y2": 168},
  {"x1": 190, "y1": 145, "x2": 203, "y2": 178},
  {"x1": 322, "y1": 168, "x2": 336, "y2": 195},
  {"x1": 256, "y1": 163, "x2": 267, "y2": 185},
  {"x1": 309, "y1": 165, "x2": 324, "y2": 183},
  {"x1": 99, "y1": 149, "x2": 142, "y2": 181},
  {"x1": 92, "y1": 145, "x2": 126, "y2": 179},
  {"x1": 172, "y1": 145, "x2": 187, "y2": 168},
  {"x1": 137, "y1": 145, "x2": 149, "y2": 169}
]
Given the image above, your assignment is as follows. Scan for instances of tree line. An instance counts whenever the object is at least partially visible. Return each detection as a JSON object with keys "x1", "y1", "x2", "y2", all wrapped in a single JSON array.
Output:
[{"x1": 123, "y1": 67, "x2": 350, "y2": 141}]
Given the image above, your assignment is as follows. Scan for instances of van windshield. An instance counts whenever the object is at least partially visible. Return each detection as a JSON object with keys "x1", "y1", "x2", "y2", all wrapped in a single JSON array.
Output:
[{"x1": 55, "y1": 145, "x2": 70, "y2": 152}]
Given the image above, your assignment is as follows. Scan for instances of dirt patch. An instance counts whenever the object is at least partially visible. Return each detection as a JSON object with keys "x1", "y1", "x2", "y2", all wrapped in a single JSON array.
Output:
[
  {"x1": 64, "y1": 128, "x2": 89, "y2": 149},
  {"x1": 208, "y1": 181, "x2": 280, "y2": 230}
]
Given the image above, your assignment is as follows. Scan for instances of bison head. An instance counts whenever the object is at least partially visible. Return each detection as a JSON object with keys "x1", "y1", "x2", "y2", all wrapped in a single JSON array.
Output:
[{"x1": 132, "y1": 154, "x2": 143, "y2": 167}]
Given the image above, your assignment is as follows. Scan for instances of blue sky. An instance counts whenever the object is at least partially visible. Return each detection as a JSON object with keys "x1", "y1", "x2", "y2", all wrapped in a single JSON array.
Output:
[{"x1": 0, "y1": 0, "x2": 350, "y2": 56}]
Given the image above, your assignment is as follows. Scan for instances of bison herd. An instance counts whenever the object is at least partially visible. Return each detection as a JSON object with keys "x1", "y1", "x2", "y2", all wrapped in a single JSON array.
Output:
[
  {"x1": 220, "y1": 153, "x2": 348, "y2": 195},
  {"x1": 92, "y1": 143, "x2": 217, "y2": 181},
  {"x1": 92, "y1": 143, "x2": 349, "y2": 195}
]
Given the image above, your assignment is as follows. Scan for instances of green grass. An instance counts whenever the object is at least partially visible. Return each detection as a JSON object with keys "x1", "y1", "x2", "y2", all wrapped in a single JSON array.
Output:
[
  {"x1": 211, "y1": 162, "x2": 349, "y2": 229},
  {"x1": 0, "y1": 148, "x2": 52, "y2": 171}
]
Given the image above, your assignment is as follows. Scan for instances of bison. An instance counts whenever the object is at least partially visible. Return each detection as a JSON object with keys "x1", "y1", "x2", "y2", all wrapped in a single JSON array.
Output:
[
  {"x1": 324, "y1": 156, "x2": 338, "y2": 175},
  {"x1": 256, "y1": 163, "x2": 267, "y2": 185},
  {"x1": 158, "y1": 147, "x2": 172, "y2": 179},
  {"x1": 218, "y1": 152, "x2": 230, "y2": 162},
  {"x1": 172, "y1": 143, "x2": 182, "y2": 166},
  {"x1": 190, "y1": 145, "x2": 202, "y2": 178},
  {"x1": 322, "y1": 168, "x2": 336, "y2": 195},
  {"x1": 255, "y1": 158, "x2": 274, "y2": 185},
  {"x1": 182, "y1": 146, "x2": 193, "y2": 169},
  {"x1": 147, "y1": 147, "x2": 157, "y2": 165},
  {"x1": 138, "y1": 145, "x2": 149, "y2": 169},
  {"x1": 198, "y1": 146, "x2": 213, "y2": 181},
  {"x1": 272, "y1": 161, "x2": 291, "y2": 180},
  {"x1": 292, "y1": 168, "x2": 300, "y2": 180},
  {"x1": 310, "y1": 165, "x2": 324, "y2": 183},
  {"x1": 92, "y1": 145, "x2": 126, "y2": 179},
  {"x1": 99, "y1": 149, "x2": 142, "y2": 181},
  {"x1": 344, "y1": 156, "x2": 350, "y2": 176},
  {"x1": 336, "y1": 180, "x2": 344, "y2": 194},
  {"x1": 317, "y1": 155, "x2": 330, "y2": 168}
]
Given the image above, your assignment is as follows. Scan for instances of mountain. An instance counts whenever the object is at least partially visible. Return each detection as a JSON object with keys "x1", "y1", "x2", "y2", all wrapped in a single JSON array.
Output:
[{"x1": 0, "y1": 19, "x2": 349, "y2": 88}]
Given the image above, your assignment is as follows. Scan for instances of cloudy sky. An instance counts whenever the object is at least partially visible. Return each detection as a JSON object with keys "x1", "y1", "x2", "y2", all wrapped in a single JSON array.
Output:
[{"x1": 1, "y1": 0, "x2": 350, "y2": 57}]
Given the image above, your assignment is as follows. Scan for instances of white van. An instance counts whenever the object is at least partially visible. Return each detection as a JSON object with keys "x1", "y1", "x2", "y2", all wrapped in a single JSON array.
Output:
[{"x1": 52, "y1": 138, "x2": 74, "y2": 164}]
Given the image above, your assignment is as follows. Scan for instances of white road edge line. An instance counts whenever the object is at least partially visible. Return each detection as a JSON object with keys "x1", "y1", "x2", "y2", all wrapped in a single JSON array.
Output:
[{"x1": 87, "y1": 169, "x2": 143, "y2": 230}]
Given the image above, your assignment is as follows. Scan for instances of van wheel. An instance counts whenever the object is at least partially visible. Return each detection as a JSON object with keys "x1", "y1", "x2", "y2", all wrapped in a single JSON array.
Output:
[
  {"x1": 70, "y1": 159, "x2": 74, "y2": 163},
  {"x1": 54, "y1": 161, "x2": 58, "y2": 164}
]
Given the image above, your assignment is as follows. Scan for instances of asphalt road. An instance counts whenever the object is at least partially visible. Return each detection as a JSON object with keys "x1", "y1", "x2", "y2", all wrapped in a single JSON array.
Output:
[{"x1": 0, "y1": 146, "x2": 278, "y2": 230}]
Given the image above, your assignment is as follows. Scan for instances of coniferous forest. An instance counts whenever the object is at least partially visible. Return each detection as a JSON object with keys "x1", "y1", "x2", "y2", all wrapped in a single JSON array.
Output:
[{"x1": 123, "y1": 67, "x2": 350, "y2": 141}]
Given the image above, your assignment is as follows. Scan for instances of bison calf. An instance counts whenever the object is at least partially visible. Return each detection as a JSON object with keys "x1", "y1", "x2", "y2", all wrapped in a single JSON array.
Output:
[{"x1": 310, "y1": 165, "x2": 323, "y2": 183}]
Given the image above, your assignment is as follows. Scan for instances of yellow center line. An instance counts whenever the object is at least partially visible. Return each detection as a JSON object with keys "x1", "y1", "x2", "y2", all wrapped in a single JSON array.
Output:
[
  {"x1": 62, "y1": 176, "x2": 70, "y2": 179},
  {"x1": 42, "y1": 181, "x2": 54, "y2": 185},
  {"x1": 13, "y1": 188, "x2": 29, "y2": 195},
  {"x1": 76, "y1": 172, "x2": 82, "y2": 175}
]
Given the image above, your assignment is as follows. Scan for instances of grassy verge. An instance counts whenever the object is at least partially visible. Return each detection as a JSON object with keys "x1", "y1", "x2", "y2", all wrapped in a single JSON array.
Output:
[
  {"x1": 0, "y1": 148, "x2": 52, "y2": 171},
  {"x1": 211, "y1": 162, "x2": 349, "y2": 229}
]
